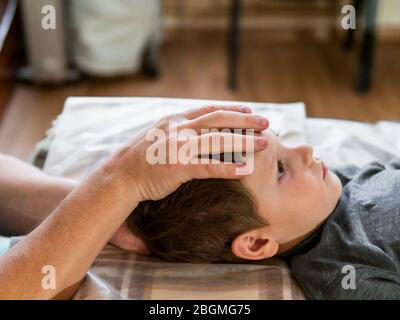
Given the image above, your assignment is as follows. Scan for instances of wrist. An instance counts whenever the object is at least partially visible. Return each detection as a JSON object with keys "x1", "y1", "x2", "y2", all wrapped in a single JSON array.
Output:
[{"x1": 99, "y1": 154, "x2": 143, "y2": 208}]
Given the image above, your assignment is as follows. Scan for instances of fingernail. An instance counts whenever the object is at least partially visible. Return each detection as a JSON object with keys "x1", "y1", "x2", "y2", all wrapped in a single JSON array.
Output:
[
  {"x1": 257, "y1": 117, "x2": 268, "y2": 127},
  {"x1": 236, "y1": 162, "x2": 246, "y2": 167},
  {"x1": 241, "y1": 106, "x2": 251, "y2": 113}
]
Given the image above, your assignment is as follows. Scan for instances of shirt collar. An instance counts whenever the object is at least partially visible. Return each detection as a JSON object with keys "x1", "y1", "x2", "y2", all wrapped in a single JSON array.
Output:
[{"x1": 277, "y1": 199, "x2": 341, "y2": 260}]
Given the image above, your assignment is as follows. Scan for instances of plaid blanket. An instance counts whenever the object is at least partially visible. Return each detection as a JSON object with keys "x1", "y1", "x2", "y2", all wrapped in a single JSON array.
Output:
[{"x1": 72, "y1": 245, "x2": 305, "y2": 300}]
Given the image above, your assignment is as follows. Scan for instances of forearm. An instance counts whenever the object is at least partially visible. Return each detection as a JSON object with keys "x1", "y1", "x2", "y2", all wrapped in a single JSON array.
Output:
[
  {"x1": 0, "y1": 154, "x2": 77, "y2": 236},
  {"x1": 0, "y1": 158, "x2": 140, "y2": 299}
]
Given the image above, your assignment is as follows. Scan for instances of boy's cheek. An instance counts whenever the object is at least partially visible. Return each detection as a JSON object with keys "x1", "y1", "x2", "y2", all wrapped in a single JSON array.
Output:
[{"x1": 291, "y1": 178, "x2": 313, "y2": 193}]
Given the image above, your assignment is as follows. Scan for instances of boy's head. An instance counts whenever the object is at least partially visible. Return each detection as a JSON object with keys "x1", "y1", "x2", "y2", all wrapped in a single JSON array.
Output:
[{"x1": 127, "y1": 129, "x2": 342, "y2": 263}]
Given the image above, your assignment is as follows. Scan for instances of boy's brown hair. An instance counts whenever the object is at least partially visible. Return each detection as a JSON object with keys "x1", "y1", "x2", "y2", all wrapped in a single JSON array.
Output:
[{"x1": 127, "y1": 179, "x2": 267, "y2": 263}]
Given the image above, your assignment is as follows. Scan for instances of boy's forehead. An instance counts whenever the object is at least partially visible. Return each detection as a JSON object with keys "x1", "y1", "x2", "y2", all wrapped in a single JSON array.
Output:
[
  {"x1": 267, "y1": 128, "x2": 278, "y2": 136},
  {"x1": 257, "y1": 128, "x2": 277, "y2": 139}
]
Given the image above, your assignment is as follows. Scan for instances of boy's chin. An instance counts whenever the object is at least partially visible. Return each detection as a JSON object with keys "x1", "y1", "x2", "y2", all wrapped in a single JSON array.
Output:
[
  {"x1": 330, "y1": 172, "x2": 343, "y2": 199},
  {"x1": 323, "y1": 173, "x2": 342, "y2": 223}
]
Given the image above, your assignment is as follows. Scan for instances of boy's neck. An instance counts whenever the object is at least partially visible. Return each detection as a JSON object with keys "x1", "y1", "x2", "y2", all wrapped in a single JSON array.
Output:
[
  {"x1": 277, "y1": 199, "x2": 341, "y2": 256},
  {"x1": 277, "y1": 222, "x2": 325, "y2": 255},
  {"x1": 278, "y1": 233, "x2": 311, "y2": 254}
]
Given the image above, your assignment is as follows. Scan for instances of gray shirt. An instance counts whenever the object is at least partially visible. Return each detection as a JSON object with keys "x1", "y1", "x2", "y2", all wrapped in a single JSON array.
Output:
[{"x1": 280, "y1": 158, "x2": 400, "y2": 299}]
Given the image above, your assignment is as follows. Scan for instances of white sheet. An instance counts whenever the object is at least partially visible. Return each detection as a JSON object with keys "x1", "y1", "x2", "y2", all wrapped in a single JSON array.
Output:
[
  {"x1": 0, "y1": 236, "x2": 10, "y2": 256},
  {"x1": 307, "y1": 118, "x2": 400, "y2": 169}
]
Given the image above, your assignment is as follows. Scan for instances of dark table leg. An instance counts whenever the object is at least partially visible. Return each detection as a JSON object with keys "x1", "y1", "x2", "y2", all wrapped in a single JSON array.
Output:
[
  {"x1": 227, "y1": 0, "x2": 241, "y2": 90},
  {"x1": 355, "y1": 0, "x2": 378, "y2": 93},
  {"x1": 343, "y1": 0, "x2": 363, "y2": 51},
  {"x1": 142, "y1": 37, "x2": 160, "y2": 78}
]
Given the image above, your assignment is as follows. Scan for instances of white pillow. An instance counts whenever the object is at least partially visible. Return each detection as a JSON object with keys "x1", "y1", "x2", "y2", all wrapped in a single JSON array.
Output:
[
  {"x1": 307, "y1": 118, "x2": 400, "y2": 169},
  {"x1": 44, "y1": 97, "x2": 307, "y2": 181}
]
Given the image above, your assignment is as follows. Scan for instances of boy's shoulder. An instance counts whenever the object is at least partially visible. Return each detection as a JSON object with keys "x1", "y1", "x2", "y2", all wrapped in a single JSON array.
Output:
[{"x1": 332, "y1": 157, "x2": 400, "y2": 186}]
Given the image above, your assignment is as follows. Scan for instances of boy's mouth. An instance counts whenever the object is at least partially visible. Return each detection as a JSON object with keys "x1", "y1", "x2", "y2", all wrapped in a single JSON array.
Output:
[{"x1": 322, "y1": 161, "x2": 328, "y2": 179}]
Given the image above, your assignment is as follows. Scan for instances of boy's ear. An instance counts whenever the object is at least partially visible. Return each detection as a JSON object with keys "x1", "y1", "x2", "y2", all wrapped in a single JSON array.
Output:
[{"x1": 231, "y1": 228, "x2": 279, "y2": 260}]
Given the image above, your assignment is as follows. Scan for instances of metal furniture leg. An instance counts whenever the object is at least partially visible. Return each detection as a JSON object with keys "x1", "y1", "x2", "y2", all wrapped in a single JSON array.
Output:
[
  {"x1": 227, "y1": 0, "x2": 241, "y2": 90},
  {"x1": 355, "y1": 0, "x2": 378, "y2": 93},
  {"x1": 343, "y1": 0, "x2": 363, "y2": 51}
]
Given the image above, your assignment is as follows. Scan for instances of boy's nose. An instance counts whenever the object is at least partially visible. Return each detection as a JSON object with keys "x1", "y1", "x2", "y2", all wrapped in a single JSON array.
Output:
[{"x1": 296, "y1": 145, "x2": 313, "y2": 167}]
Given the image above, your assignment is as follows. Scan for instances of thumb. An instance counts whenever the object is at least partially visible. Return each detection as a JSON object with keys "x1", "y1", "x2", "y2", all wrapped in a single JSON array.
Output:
[{"x1": 110, "y1": 222, "x2": 149, "y2": 255}]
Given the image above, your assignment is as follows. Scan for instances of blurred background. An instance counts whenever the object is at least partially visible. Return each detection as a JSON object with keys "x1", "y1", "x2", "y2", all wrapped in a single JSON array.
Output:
[{"x1": 0, "y1": 0, "x2": 399, "y2": 160}]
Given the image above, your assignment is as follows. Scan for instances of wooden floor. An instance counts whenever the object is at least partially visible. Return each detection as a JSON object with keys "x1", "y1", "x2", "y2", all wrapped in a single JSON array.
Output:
[{"x1": 1, "y1": 32, "x2": 400, "y2": 160}]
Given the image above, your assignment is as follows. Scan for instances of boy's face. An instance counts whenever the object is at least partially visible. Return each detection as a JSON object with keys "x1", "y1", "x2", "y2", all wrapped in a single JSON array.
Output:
[{"x1": 241, "y1": 129, "x2": 342, "y2": 249}]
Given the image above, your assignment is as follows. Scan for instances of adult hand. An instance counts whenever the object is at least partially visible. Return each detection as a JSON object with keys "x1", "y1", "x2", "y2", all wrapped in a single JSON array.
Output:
[{"x1": 109, "y1": 105, "x2": 269, "y2": 204}]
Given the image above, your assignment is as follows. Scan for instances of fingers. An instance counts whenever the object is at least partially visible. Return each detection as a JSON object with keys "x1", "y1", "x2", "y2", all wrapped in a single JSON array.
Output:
[
  {"x1": 172, "y1": 132, "x2": 267, "y2": 179},
  {"x1": 190, "y1": 161, "x2": 255, "y2": 179},
  {"x1": 183, "y1": 105, "x2": 252, "y2": 120},
  {"x1": 172, "y1": 132, "x2": 267, "y2": 166},
  {"x1": 190, "y1": 161, "x2": 244, "y2": 179},
  {"x1": 185, "y1": 110, "x2": 269, "y2": 133},
  {"x1": 187, "y1": 132, "x2": 268, "y2": 156},
  {"x1": 110, "y1": 222, "x2": 149, "y2": 254},
  {"x1": 186, "y1": 132, "x2": 266, "y2": 178}
]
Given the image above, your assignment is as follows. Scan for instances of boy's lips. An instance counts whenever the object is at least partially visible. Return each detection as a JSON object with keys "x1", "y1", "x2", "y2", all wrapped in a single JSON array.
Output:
[{"x1": 322, "y1": 161, "x2": 328, "y2": 179}]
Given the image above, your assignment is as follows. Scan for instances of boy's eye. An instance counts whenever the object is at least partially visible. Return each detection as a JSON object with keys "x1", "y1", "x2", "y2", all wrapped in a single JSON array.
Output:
[{"x1": 277, "y1": 159, "x2": 285, "y2": 179}]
